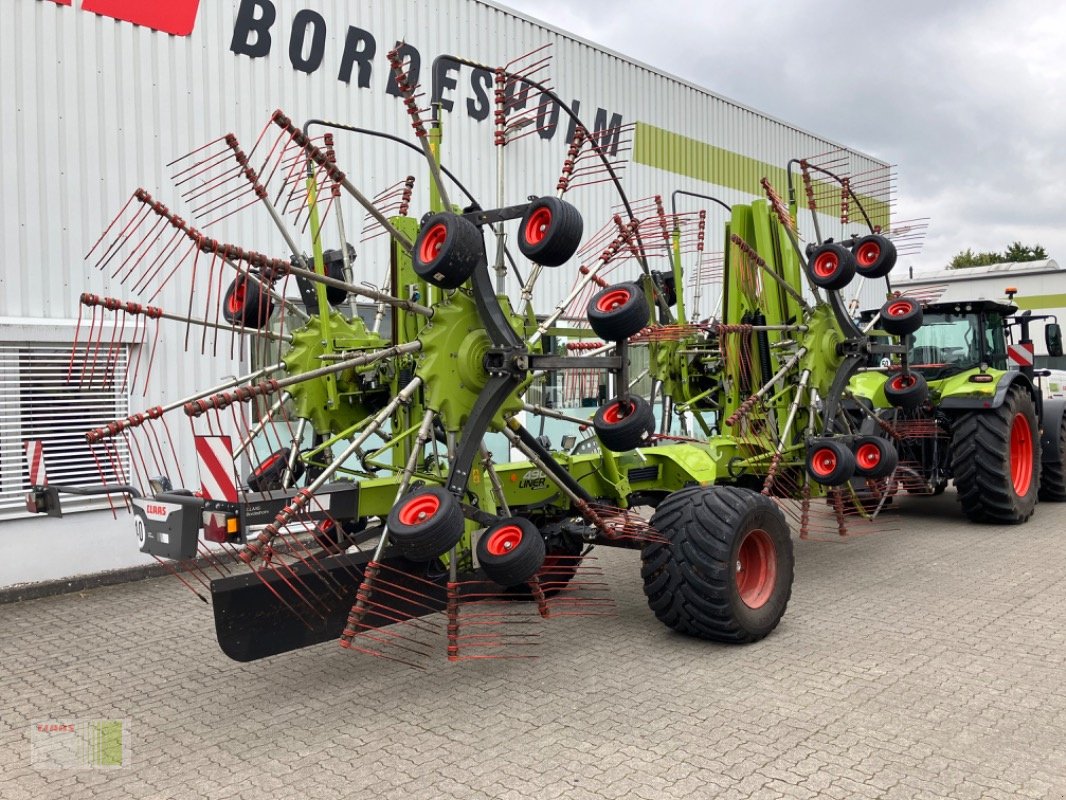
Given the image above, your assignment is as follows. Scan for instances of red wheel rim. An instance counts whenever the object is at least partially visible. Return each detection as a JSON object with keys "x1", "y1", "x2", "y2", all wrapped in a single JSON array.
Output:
[
  {"x1": 602, "y1": 400, "x2": 634, "y2": 425},
  {"x1": 595, "y1": 288, "x2": 631, "y2": 312},
  {"x1": 855, "y1": 443, "x2": 882, "y2": 471},
  {"x1": 856, "y1": 242, "x2": 881, "y2": 267},
  {"x1": 254, "y1": 451, "x2": 282, "y2": 476},
  {"x1": 485, "y1": 524, "x2": 523, "y2": 556},
  {"x1": 813, "y1": 250, "x2": 839, "y2": 278},
  {"x1": 398, "y1": 493, "x2": 440, "y2": 526},
  {"x1": 419, "y1": 223, "x2": 448, "y2": 264},
  {"x1": 736, "y1": 528, "x2": 777, "y2": 609},
  {"x1": 890, "y1": 374, "x2": 915, "y2": 391},
  {"x1": 1009, "y1": 412, "x2": 1033, "y2": 496},
  {"x1": 524, "y1": 207, "x2": 553, "y2": 246},
  {"x1": 228, "y1": 282, "x2": 246, "y2": 314},
  {"x1": 810, "y1": 447, "x2": 837, "y2": 477},
  {"x1": 886, "y1": 300, "x2": 913, "y2": 317}
]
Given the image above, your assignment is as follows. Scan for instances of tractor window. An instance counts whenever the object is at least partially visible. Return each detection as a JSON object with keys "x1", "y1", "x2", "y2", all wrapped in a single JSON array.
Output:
[
  {"x1": 908, "y1": 313, "x2": 982, "y2": 378},
  {"x1": 983, "y1": 314, "x2": 1007, "y2": 370}
]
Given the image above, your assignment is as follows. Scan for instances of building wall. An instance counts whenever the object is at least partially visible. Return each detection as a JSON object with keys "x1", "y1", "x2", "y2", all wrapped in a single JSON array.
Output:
[{"x1": 0, "y1": 0, "x2": 891, "y2": 584}]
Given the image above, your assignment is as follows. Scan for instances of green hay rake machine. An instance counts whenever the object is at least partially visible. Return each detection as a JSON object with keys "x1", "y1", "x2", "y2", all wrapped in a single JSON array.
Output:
[{"x1": 26, "y1": 48, "x2": 919, "y2": 665}]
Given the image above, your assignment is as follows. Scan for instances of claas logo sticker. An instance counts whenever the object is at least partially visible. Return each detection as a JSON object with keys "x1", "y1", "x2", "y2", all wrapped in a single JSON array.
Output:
[{"x1": 47, "y1": 0, "x2": 201, "y2": 37}]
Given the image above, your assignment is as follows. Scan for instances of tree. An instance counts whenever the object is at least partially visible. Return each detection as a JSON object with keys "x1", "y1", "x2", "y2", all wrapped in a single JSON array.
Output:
[
  {"x1": 1003, "y1": 241, "x2": 1048, "y2": 262},
  {"x1": 947, "y1": 242, "x2": 1048, "y2": 269}
]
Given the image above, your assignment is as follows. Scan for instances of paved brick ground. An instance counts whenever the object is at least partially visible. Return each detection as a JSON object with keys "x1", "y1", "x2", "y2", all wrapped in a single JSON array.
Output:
[{"x1": 2, "y1": 490, "x2": 1065, "y2": 799}]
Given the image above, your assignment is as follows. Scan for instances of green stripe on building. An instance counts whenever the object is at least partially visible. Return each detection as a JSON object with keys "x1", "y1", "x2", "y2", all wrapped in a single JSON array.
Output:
[
  {"x1": 632, "y1": 122, "x2": 889, "y2": 228},
  {"x1": 1012, "y1": 293, "x2": 1066, "y2": 311}
]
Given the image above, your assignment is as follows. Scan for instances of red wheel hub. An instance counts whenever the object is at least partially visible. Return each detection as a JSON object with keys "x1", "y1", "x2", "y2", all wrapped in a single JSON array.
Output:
[
  {"x1": 890, "y1": 374, "x2": 915, "y2": 390},
  {"x1": 596, "y1": 288, "x2": 631, "y2": 313},
  {"x1": 855, "y1": 443, "x2": 882, "y2": 471},
  {"x1": 228, "y1": 281, "x2": 246, "y2": 314},
  {"x1": 1009, "y1": 412, "x2": 1033, "y2": 496},
  {"x1": 735, "y1": 528, "x2": 777, "y2": 609},
  {"x1": 398, "y1": 493, "x2": 440, "y2": 526},
  {"x1": 419, "y1": 223, "x2": 448, "y2": 264},
  {"x1": 602, "y1": 400, "x2": 634, "y2": 425},
  {"x1": 485, "y1": 524, "x2": 523, "y2": 556},
  {"x1": 254, "y1": 451, "x2": 282, "y2": 476},
  {"x1": 856, "y1": 242, "x2": 881, "y2": 267},
  {"x1": 886, "y1": 300, "x2": 913, "y2": 317},
  {"x1": 524, "y1": 207, "x2": 553, "y2": 246},
  {"x1": 813, "y1": 251, "x2": 839, "y2": 278},
  {"x1": 810, "y1": 447, "x2": 837, "y2": 477}
]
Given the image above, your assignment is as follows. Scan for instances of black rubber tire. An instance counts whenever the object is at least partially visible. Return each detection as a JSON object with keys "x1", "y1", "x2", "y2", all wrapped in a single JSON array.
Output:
[
  {"x1": 476, "y1": 517, "x2": 547, "y2": 586},
  {"x1": 852, "y1": 234, "x2": 897, "y2": 279},
  {"x1": 412, "y1": 212, "x2": 483, "y2": 289},
  {"x1": 880, "y1": 297, "x2": 923, "y2": 336},
  {"x1": 651, "y1": 270, "x2": 677, "y2": 307},
  {"x1": 806, "y1": 243, "x2": 856, "y2": 291},
  {"x1": 852, "y1": 435, "x2": 898, "y2": 479},
  {"x1": 1039, "y1": 413, "x2": 1066, "y2": 501},
  {"x1": 321, "y1": 248, "x2": 350, "y2": 306},
  {"x1": 587, "y1": 282, "x2": 650, "y2": 341},
  {"x1": 951, "y1": 385, "x2": 1041, "y2": 523},
  {"x1": 642, "y1": 485, "x2": 794, "y2": 643},
  {"x1": 386, "y1": 486, "x2": 466, "y2": 560},
  {"x1": 222, "y1": 275, "x2": 274, "y2": 329},
  {"x1": 246, "y1": 449, "x2": 304, "y2": 492},
  {"x1": 517, "y1": 196, "x2": 583, "y2": 267},
  {"x1": 884, "y1": 371, "x2": 928, "y2": 410},
  {"x1": 593, "y1": 394, "x2": 655, "y2": 452},
  {"x1": 806, "y1": 438, "x2": 856, "y2": 485}
]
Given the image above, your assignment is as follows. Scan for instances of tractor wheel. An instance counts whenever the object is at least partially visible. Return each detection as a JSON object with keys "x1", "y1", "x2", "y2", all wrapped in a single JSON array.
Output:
[
  {"x1": 1039, "y1": 413, "x2": 1066, "y2": 501},
  {"x1": 587, "y1": 282, "x2": 650, "y2": 341},
  {"x1": 879, "y1": 297, "x2": 923, "y2": 336},
  {"x1": 476, "y1": 517, "x2": 546, "y2": 586},
  {"x1": 642, "y1": 485, "x2": 794, "y2": 643},
  {"x1": 852, "y1": 234, "x2": 897, "y2": 279},
  {"x1": 246, "y1": 448, "x2": 304, "y2": 492},
  {"x1": 806, "y1": 438, "x2": 856, "y2": 485},
  {"x1": 412, "y1": 212, "x2": 482, "y2": 289},
  {"x1": 884, "y1": 372, "x2": 928, "y2": 410},
  {"x1": 852, "y1": 435, "x2": 898, "y2": 479},
  {"x1": 324, "y1": 256, "x2": 349, "y2": 306},
  {"x1": 517, "y1": 196, "x2": 583, "y2": 267},
  {"x1": 806, "y1": 243, "x2": 856, "y2": 291},
  {"x1": 386, "y1": 486, "x2": 466, "y2": 560},
  {"x1": 951, "y1": 385, "x2": 1041, "y2": 523},
  {"x1": 222, "y1": 275, "x2": 274, "y2": 329},
  {"x1": 593, "y1": 394, "x2": 655, "y2": 452}
]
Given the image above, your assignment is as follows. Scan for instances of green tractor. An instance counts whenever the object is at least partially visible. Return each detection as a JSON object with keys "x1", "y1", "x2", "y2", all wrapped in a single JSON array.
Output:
[{"x1": 849, "y1": 297, "x2": 1066, "y2": 522}]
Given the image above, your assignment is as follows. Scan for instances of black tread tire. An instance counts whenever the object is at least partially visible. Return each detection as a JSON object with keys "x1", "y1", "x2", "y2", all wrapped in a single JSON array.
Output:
[
  {"x1": 322, "y1": 251, "x2": 349, "y2": 306},
  {"x1": 593, "y1": 394, "x2": 655, "y2": 452},
  {"x1": 806, "y1": 438, "x2": 856, "y2": 485},
  {"x1": 884, "y1": 371, "x2": 928, "y2": 410},
  {"x1": 412, "y1": 213, "x2": 483, "y2": 289},
  {"x1": 642, "y1": 485, "x2": 794, "y2": 643},
  {"x1": 517, "y1": 196, "x2": 583, "y2": 267},
  {"x1": 587, "y1": 282, "x2": 650, "y2": 341},
  {"x1": 386, "y1": 486, "x2": 466, "y2": 560},
  {"x1": 222, "y1": 275, "x2": 274, "y2": 329},
  {"x1": 852, "y1": 435, "x2": 898, "y2": 479},
  {"x1": 880, "y1": 297, "x2": 923, "y2": 336},
  {"x1": 806, "y1": 243, "x2": 856, "y2": 291},
  {"x1": 951, "y1": 385, "x2": 1041, "y2": 523},
  {"x1": 1039, "y1": 414, "x2": 1066, "y2": 501},
  {"x1": 476, "y1": 517, "x2": 547, "y2": 586},
  {"x1": 246, "y1": 448, "x2": 304, "y2": 492},
  {"x1": 853, "y1": 234, "x2": 897, "y2": 279}
]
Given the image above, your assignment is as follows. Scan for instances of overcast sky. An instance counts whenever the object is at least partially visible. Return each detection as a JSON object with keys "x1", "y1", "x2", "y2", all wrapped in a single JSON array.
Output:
[{"x1": 496, "y1": 0, "x2": 1065, "y2": 274}]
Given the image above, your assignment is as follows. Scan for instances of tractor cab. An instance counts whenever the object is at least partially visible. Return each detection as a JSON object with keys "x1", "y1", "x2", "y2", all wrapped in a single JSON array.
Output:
[{"x1": 862, "y1": 300, "x2": 1017, "y2": 380}]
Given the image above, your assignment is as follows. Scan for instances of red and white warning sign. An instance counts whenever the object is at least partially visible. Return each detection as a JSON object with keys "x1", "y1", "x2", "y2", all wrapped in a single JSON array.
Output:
[
  {"x1": 1007, "y1": 342, "x2": 1035, "y2": 367},
  {"x1": 194, "y1": 435, "x2": 238, "y2": 502},
  {"x1": 25, "y1": 441, "x2": 48, "y2": 487}
]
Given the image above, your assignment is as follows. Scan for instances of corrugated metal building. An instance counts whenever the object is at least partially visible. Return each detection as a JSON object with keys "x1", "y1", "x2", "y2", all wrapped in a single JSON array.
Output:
[{"x1": 0, "y1": 0, "x2": 892, "y2": 584}]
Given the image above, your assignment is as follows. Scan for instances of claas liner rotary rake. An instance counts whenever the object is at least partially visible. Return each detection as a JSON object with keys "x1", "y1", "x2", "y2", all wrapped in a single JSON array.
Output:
[{"x1": 26, "y1": 47, "x2": 915, "y2": 665}]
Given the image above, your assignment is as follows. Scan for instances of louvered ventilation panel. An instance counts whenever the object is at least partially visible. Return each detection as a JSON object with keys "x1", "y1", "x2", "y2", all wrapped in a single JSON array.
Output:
[{"x1": 0, "y1": 344, "x2": 130, "y2": 517}]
